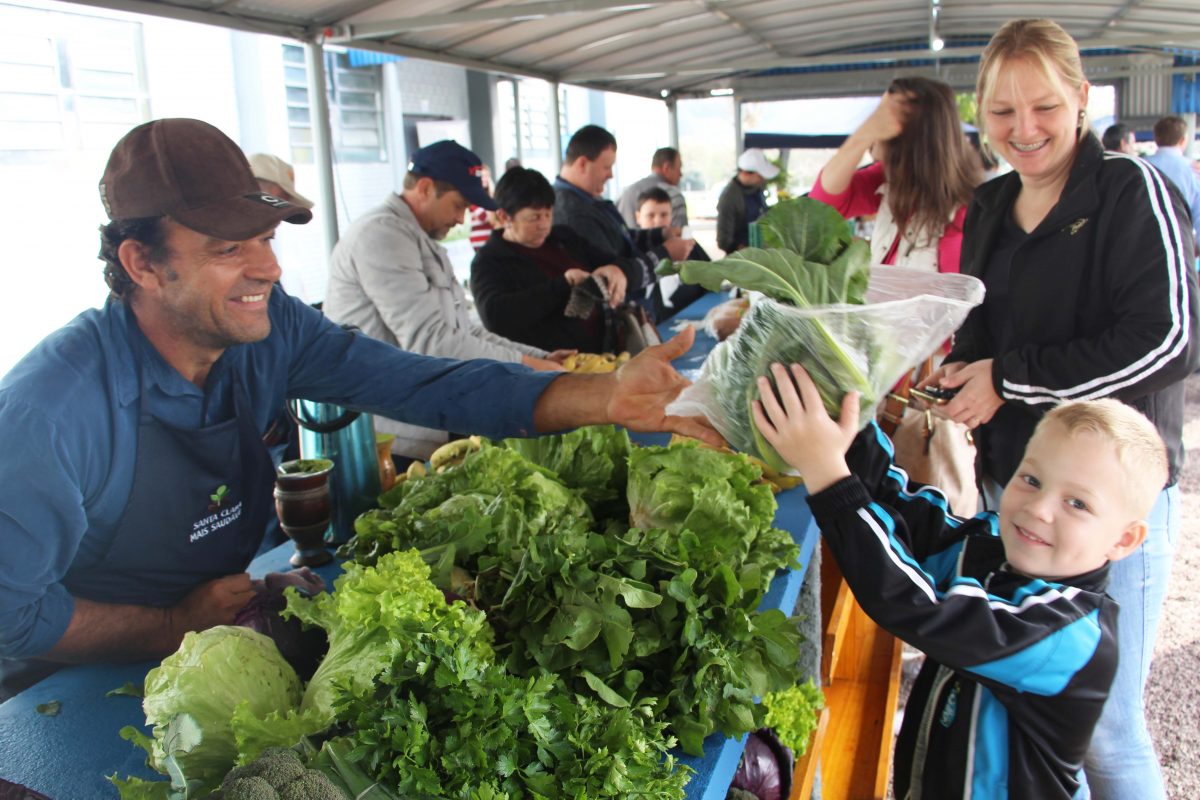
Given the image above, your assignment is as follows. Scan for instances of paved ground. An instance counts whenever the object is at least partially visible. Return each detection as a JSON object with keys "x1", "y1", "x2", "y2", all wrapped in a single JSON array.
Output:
[{"x1": 1145, "y1": 372, "x2": 1200, "y2": 798}]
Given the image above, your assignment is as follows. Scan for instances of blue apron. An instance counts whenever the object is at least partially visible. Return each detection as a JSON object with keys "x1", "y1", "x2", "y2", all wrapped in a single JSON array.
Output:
[{"x1": 0, "y1": 373, "x2": 275, "y2": 698}]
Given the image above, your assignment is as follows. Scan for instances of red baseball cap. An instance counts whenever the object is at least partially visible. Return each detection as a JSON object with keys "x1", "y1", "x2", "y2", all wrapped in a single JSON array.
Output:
[{"x1": 99, "y1": 118, "x2": 312, "y2": 240}]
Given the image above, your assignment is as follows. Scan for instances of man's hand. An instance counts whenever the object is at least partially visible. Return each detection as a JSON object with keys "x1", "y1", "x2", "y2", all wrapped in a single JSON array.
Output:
[
  {"x1": 522, "y1": 354, "x2": 566, "y2": 372},
  {"x1": 938, "y1": 359, "x2": 1003, "y2": 428},
  {"x1": 545, "y1": 349, "x2": 577, "y2": 365},
  {"x1": 605, "y1": 327, "x2": 722, "y2": 446},
  {"x1": 170, "y1": 573, "x2": 255, "y2": 637},
  {"x1": 592, "y1": 265, "x2": 628, "y2": 307},
  {"x1": 662, "y1": 236, "x2": 694, "y2": 261},
  {"x1": 752, "y1": 363, "x2": 859, "y2": 492}
]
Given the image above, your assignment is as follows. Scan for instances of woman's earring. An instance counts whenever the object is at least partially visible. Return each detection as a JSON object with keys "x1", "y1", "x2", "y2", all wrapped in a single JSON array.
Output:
[{"x1": 1078, "y1": 109, "x2": 1086, "y2": 122}]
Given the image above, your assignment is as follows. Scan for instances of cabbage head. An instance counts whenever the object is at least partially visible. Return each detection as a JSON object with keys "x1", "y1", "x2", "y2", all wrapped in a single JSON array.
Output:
[{"x1": 121, "y1": 626, "x2": 302, "y2": 797}]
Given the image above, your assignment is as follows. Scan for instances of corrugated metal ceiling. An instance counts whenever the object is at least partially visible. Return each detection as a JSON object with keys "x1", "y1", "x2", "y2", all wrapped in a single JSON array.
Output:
[{"x1": 62, "y1": 0, "x2": 1200, "y2": 98}]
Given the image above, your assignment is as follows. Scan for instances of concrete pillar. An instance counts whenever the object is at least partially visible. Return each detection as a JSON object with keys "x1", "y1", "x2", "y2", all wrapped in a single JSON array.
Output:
[
  {"x1": 304, "y1": 40, "x2": 339, "y2": 253},
  {"x1": 513, "y1": 79, "x2": 524, "y2": 163},
  {"x1": 667, "y1": 98, "x2": 679, "y2": 149},
  {"x1": 734, "y1": 96, "x2": 743, "y2": 154},
  {"x1": 466, "y1": 70, "x2": 498, "y2": 171},
  {"x1": 550, "y1": 80, "x2": 563, "y2": 170}
]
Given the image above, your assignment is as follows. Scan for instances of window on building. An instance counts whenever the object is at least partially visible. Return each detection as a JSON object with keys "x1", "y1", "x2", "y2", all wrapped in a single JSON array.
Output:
[
  {"x1": 282, "y1": 44, "x2": 387, "y2": 164},
  {"x1": 0, "y1": 7, "x2": 148, "y2": 154}
]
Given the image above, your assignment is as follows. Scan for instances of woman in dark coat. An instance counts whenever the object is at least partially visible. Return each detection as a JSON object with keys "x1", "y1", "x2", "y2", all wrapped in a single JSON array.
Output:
[{"x1": 470, "y1": 167, "x2": 635, "y2": 353}]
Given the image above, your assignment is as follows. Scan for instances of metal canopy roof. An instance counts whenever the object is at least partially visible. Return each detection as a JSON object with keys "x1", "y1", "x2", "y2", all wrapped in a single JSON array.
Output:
[{"x1": 63, "y1": 0, "x2": 1200, "y2": 99}]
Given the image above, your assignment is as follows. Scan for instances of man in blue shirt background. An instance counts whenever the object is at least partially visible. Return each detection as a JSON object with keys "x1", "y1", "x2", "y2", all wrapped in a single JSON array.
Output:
[
  {"x1": 0, "y1": 118, "x2": 716, "y2": 699},
  {"x1": 1144, "y1": 115, "x2": 1200, "y2": 264}
]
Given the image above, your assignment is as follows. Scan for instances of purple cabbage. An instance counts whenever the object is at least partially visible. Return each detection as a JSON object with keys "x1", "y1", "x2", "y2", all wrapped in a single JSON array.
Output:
[
  {"x1": 729, "y1": 728, "x2": 794, "y2": 800},
  {"x1": 234, "y1": 569, "x2": 329, "y2": 680}
]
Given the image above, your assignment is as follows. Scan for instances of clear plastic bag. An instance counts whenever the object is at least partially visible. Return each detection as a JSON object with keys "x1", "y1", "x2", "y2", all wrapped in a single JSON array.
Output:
[{"x1": 667, "y1": 267, "x2": 985, "y2": 473}]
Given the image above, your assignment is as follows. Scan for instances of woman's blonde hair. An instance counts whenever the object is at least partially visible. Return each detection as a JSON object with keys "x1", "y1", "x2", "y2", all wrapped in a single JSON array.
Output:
[{"x1": 976, "y1": 19, "x2": 1088, "y2": 130}]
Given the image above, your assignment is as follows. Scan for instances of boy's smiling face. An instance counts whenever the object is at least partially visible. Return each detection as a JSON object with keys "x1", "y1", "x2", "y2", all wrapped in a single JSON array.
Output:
[{"x1": 998, "y1": 421, "x2": 1146, "y2": 581}]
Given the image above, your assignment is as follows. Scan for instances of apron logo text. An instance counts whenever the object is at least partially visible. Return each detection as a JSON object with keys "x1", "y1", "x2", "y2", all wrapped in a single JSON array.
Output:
[{"x1": 190, "y1": 500, "x2": 244, "y2": 543}]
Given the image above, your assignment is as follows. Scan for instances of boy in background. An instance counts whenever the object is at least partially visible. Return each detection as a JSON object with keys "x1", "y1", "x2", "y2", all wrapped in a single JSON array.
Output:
[
  {"x1": 634, "y1": 187, "x2": 675, "y2": 231},
  {"x1": 635, "y1": 186, "x2": 706, "y2": 318},
  {"x1": 752, "y1": 363, "x2": 1167, "y2": 800}
]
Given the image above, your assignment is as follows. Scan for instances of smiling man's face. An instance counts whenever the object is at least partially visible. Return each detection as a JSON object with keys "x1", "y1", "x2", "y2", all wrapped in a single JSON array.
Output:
[{"x1": 140, "y1": 218, "x2": 282, "y2": 353}]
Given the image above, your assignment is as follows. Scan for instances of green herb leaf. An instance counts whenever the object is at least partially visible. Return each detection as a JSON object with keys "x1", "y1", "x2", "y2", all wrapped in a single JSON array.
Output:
[
  {"x1": 107, "y1": 681, "x2": 144, "y2": 698},
  {"x1": 35, "y1": 700, "x2": 60, "y2": 716}
]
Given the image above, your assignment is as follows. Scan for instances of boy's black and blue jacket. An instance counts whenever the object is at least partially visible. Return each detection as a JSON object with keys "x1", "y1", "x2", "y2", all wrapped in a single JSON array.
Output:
[{"x1": 808, "y1": 423, "x2": 1116, "y2": 800}]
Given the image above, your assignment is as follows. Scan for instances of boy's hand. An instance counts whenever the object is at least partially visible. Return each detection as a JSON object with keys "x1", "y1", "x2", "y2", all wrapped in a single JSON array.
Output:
[{"x1": 752, "y1": 363, "x2": 860, "y2": 492}]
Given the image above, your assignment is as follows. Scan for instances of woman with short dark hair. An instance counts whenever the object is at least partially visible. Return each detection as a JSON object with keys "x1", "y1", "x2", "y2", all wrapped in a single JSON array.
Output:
[{"x1": 470, "y1": 167, "x2": 634, "y2": 353}]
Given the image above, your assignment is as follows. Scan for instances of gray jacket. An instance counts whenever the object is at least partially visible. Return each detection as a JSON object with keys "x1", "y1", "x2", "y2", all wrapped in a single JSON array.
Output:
[
  {"x1": 616, "y1": 173, "x2": 688, "y2": 228},
  {"x1": 324, "y1": 194, "x2": 544, "y2": 457}
]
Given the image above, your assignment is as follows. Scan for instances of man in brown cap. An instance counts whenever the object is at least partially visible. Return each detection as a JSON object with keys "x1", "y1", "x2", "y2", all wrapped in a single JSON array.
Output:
[{"x1": 0, "y1": 118, "x2": 716, "y2": 700}]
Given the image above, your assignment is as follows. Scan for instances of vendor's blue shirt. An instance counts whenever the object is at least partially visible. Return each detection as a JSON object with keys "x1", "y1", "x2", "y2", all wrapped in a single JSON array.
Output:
[{"x1": 0, "y1": 290, "x2": 556, "y2": 658}]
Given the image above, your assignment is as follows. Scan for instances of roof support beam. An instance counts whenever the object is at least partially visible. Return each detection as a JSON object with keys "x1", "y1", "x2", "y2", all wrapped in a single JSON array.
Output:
[
  {"x1": 1090, "y1": 0, "x2": 1146, "y2": 40},
  {"x1": 328, "y1": 0, "x2": 718, "y2": 41},
  {"x1": 59, "y1": 0, "x2": 306, "y2": 38},
  {"x1": 566, "y1": 32, "x2": 1200, "y2": 83}
]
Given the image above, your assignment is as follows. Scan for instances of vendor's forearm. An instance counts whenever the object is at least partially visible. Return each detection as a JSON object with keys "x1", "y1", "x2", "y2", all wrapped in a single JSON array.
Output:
[
  {"x1": 532, "y1": 374, "x2": 615, "y2": 431},
  {"x1": 40, "y1": 597, "x2": 182, "y2": 663}
]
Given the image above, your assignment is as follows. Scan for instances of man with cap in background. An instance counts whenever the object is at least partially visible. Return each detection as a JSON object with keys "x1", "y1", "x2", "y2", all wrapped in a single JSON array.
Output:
[
  {"x1": 248, "y1": 153, "x2": 318, "y2": 303},
  {"x1": 248, "y1": 153, "x2": 314, "y2": 210},
  {"x1": 0, "y1": 120, "x2": 717, "y2": 700},
  {"x1": 324, "y1": 140, "x2": 570, "y2": 463},
  {"x1": 716, "y1": 148, "x2": 779, "y2": 255}
]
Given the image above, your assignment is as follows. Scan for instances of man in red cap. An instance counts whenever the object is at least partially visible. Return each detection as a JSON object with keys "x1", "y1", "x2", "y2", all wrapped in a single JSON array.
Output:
[{"x1": 0, "y1": 119, "x2": 716, "y2": 699}]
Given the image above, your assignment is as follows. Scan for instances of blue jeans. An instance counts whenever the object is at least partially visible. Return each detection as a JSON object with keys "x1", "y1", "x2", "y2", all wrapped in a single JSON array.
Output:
[
  {"x1": 1083, "y1": 485, "x2": 1177, "y2": 800},
  {"x1": 980, "y1": 481, "x2": 1176, "y2": 798}
]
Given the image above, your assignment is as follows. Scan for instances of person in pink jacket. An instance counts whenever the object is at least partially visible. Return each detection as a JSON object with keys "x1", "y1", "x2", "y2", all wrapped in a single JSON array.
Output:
[{"x1": 810, "y1": 77, "x2": 982, "y2": 274}]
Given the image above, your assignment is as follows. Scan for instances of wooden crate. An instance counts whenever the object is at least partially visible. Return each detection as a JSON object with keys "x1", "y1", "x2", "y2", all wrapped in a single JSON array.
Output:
[{"x1": 790, "y1": 541, "x2": 903, "y2": 800}]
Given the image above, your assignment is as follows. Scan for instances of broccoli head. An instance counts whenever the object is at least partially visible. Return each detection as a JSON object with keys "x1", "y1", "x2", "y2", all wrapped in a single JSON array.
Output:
[
  {"x1": 223, "y1": 775, "x2": 280, "y2": 800},
  {"x1": 244, "y1": 747, "x2": 306, "y2": 789},
  {"x1": 278, "y1": 769, "x2": 347, "y2": 800}
]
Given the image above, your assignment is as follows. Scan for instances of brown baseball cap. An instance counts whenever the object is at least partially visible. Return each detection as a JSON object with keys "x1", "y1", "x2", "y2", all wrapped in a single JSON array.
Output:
[{"x1": 99, "y1": 118, "x2": 312, "y2": 240}]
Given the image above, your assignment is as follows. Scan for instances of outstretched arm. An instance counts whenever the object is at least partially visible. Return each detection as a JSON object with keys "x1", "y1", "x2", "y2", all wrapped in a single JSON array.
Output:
[{"x1": 533, "y1": 326, "x2": 722, "y2": 446}]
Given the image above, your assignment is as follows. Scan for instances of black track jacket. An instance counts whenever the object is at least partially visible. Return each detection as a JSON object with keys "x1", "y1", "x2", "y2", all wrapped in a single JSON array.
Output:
[{"x1": 947, "y1": 133, "x2": 1199, "y2": 485}]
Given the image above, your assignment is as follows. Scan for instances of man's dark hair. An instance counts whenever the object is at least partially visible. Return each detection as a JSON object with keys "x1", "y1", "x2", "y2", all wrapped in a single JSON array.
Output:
[
  {"x1": 564, "y1": 125, "x2": 617, "y2": 164},
  {"x1": 98, "y1": 216, "x2": 169, "y2": 299},
  {"x1": 402, "y1": 172, "x2": 459, "y2": 195},
  {"x1": 1102, "y1": 123, "x2": 1132, "y2": 152},
  {"x1": 636, "y1": 186, "x2": 672, "y2": 209},
  {"x1": 651, "y1": 147, "x2": 679, "y2": 170},
  {"x1": 493, "y1": 167, "x2": 556, "y2": 215},
  {"x1": 1153, "y1": 116, "x2": 1187, "y2": 148}
]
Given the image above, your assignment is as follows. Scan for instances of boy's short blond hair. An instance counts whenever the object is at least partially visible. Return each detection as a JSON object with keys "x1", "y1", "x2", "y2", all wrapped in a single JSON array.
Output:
[{"x1": 1035, "y1": 399, "x2": 1168, "y2": 518}]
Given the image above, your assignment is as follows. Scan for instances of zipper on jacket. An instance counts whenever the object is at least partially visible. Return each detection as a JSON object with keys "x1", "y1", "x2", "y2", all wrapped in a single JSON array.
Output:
[{"x1": 906, "y1": 663, "x2": 958, "y2": 799}]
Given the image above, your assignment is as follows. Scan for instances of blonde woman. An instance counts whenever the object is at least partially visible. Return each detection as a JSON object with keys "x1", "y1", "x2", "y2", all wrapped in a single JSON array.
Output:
[{"x1": 928, "y1": 19, "x2": 1199, "y2": 799}]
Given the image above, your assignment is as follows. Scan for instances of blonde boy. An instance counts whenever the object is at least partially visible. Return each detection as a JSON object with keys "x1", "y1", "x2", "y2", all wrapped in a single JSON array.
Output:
[{"x1": 752, "y1": 363, "x2": 1167, "y2": 800}]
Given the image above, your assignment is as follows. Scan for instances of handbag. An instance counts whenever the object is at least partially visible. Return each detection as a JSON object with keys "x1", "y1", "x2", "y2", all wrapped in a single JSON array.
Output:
[
  {"x1": 879, "y1": 357, "x2": 979, "y2": 516},
  {"x1": 616, "y1": 302, "x2": 662, "y2": 355}
]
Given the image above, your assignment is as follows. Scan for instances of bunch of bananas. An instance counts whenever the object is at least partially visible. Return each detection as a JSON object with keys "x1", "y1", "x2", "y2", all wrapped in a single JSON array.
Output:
[{"x1": 561, "y1": 352, "x2": 631, "y2": 374}]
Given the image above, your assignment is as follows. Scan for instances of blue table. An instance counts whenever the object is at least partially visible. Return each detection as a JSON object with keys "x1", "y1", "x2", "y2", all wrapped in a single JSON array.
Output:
[{"x1": 0, "y1": 292, "x2": 820, "y2": 800}]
